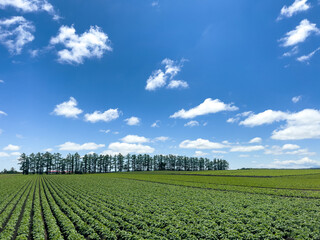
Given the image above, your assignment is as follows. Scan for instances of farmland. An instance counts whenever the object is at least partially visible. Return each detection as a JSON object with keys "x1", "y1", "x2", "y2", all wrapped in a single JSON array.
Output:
[{"x1": 0, "y1": 170, "x2": 320, "y2": 239}]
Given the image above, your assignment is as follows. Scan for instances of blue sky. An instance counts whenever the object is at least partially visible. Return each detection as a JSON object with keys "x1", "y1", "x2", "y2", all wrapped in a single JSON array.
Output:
[{"x1": 0, "y1": 0, "x2": 320, "y2": 170}]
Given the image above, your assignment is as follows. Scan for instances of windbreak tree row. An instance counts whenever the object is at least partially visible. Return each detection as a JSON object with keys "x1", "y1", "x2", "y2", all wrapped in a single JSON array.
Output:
[{"x1": 18, "y1": 152, "x2": 229, "y2": 174}]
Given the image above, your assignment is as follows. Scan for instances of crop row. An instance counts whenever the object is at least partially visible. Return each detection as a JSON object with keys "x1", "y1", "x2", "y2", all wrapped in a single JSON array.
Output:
[
  {"x1": 112, "y1": 173, "x2": 320, "y2": 198},
  {"x1": 47, "y1": 174, "x2": 320, "y2": 239}
]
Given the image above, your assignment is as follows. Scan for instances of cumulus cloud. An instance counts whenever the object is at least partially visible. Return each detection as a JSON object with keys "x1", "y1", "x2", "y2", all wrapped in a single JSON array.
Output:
[
  {"x1": 179, "y1": 138, "x2": 226, "y2": 149},
  {"x1": 230, "y1": 145, "x2": 264, "y2": 152},
  {"x1": 184, "y1": 120, "x2": 199, "y2": 127},
  {"x1": 44, "y1": 148, "x2": 53, "y2": 152},
  {"x1": 50, "y1": 25, "x2": 111, "y2": 64},
  {"x1": 271, "y1": 109, "x2": 320, "y2": 140},
  {"x1": 292, "y1": 96, "x2": 302, "y2": 103},
  {"x1": 125, "y1": 116, "x2": 140, "y2": 126},
  {"x1": 84, "y1": 109, "x2": 119, "y2": 123},
  {"x1": 249, "y1": 137, "x2": 262, "y2": 143},
  {"x1": 240, "y1": 110, "x2": 288, "y2": 127},
  {"x1": 0, "y1": 16, "x2": 35, "y2": 54},
  {"x1": 0, "y1": 152, "x2": 10, "y2": 157},
  {"x1": 107, "y1": 142, "x2": 154, "y2": 155},
  {"x1": 297, "y1": 47, "x2": 320, "y2": 62},
  {"x1": 145, "y1": 58, "x2": 188, "y2": 91},
  {"x1": 194, "y1": 151, "x2": 208, "y2": 157},
  {"x1": 52, "y1": 97, "x2": 83, "y2": 118},
  {"x1": 272, "y1": 157, "x2": 320, "y2": 168},
  {"x1": 3, "y1": 144, "x2": 20, "y2": 151},
  {"x1": 167, "y1": 80, "x2": 189, "y2": 89},
  {"x1": 171, "y1": 98, "x2": 238, "y2": 119},
  {"x1": 121, "y1": 135, "x2": 149, "y2": 144},
  {"x1": 264, "y1": 144, "x2": 315, "y2": 156},
  {"x1": 240, "y1": 108, "x2": 320, "y2": 140},
  {"x1": 279, "y1": 19, "x2": 319, "y2": 47},
  {"x1": 153, "y1": 136, "x2": 169, "y2": 142},
  {"x1": 58, "y1": 141, "x2": 105, "y2": 151},
  {"x1": 11, "y1": 152, "x2": 21, "y2": 156},
  {"x1": 278, "y1": 0, "x2": 310, "y2": 20},
  {"x1": 0, "y1": 0, "x2": 59, "y2": 19},
  {"x1": 282, "y1": 144, "x2": 300, "y2": 150}
]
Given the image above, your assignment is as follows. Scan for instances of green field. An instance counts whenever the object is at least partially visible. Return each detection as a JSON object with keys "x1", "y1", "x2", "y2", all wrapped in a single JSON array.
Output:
[{"x1": 0, "y1": 169, "x2": 320, "y2": 239}]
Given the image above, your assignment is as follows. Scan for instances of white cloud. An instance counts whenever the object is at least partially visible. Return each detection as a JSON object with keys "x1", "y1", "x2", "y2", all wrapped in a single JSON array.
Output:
[
  {"x1": 283, "y1": 46, "x2": 299, "y2": 57},
  {"x1": 272, "y1": 157, "x2": 320, "y2": 168},
  {"x1": 125, "y1": 116, "x2": 140, "y2": 126},
  {"x1": 194, "y1": 151, "x2": 208, "y2": 157},
  {"x1": 0, "y1": 16, "x2": 34, "y2": 54},
  {"x1": 84, "y1": 109, "x2": 119, "y2": 123},
  {"x1": 212, "y1": 150, "x2": 227, "y2": 154},
  {"x1": 52, "y1": 97, "x2": 83, "y2": 118},
  {"x1": 0, "y1": 0, "x2": 59, "y2": 19},
  {"x1": 184, "y1": 120, "x2": 199, "y2": 127},
  {"x1": 264, "y1": 144, "x2": 315, "y2": 156},
  {"x1": 0, "y1": 80, "x2": 4, "y2": 83},
  {"x1": 167, "y1": 80, "x2": 189, "y2": 89},
  {"x1": 230, "y1": 145, "x2": 264, "y2": 152},
  {"x1": 145, "y1": 58, "x2": 188, "y2": 91},
  {"x1": 280, "y1": 19, "x2": 319, "y2": 47},
  {"x1": 50, "y1": 25, "x2": 111, "y2": 64},
  {"x1": 240, "y1": 108, "x2": 320, "y2": 140},
  {"x1": 145, "y1": 70, "x2": 167, "y2": 91},
  {"x1": 0, "y1": 152, "x2": 9, "y2": 157},
  {"x1": 11, "y1": 152, "x2": 21, "y2": 156},
  {"x1": 107, "y1": 142, "x2": 154, "y2": 155},
  {"x1": 121, "y1": 135, "x2": 149, "y2": 144},
  {"x1": 297, "y1": 47, "x2": 320, "y2": 62},
  {"x1": 0, "y1": 129, "x2": 3, "y2": 134},
  {"x1": 239, "y1": 154, "x2": 249, "y2": 158},
  {"x1": 272, "y1": 109, "x2": 320, "y2": 140},
  {"x1": 44, "y1": 148, "x2": 53, "y2": 152},
  {"x1": 240, "y1": 110, "x2": 288, "y2": 127},
  {"x1": 99, "y1": 129, "x2": 110, "y2": 134},
  {"x1": 151, "y1": 120, "x2": 160, "y2": 128},
  {"x1": 282, "y1": 144, "x2": 300, "y2": 150},
  {"x1": 3, "y1": 144, "x2": 20, "y2": 151},
  {"x1": 228, "y1": 113, "x2": 255, "y2": 123},
  {"x1": 278, "y1": 0, "x2": 310, "y2": 20},
  {"x1": 58, "y1": 141, "x2": 105, "y2": 151},
  {"x1": 0, "y1": 110, "x2": 7, "y2": 116},
  {"x1": 154, "y1": 136, "x2": 169, "y2": 142},
  {"x1": 249, "y1": 137, "x2": 262, "y2": 143},
  {"x1": 292, "y1": 95, "x2": 302, "y2": 103},
  {"x1": 179, "y1": 138, "x2": 226, "y2": 149},
  {"x1": 171, "y1": 98, "x2": 238, "y2": 119}
]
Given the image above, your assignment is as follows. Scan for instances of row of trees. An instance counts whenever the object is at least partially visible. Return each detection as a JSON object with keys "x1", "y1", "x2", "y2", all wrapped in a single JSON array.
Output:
[{"x1": 18, "y1": 152, "x2": 229, "y2": 175}]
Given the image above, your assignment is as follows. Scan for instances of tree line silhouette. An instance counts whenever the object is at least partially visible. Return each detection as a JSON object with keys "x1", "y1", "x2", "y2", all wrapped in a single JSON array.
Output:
[{"x1": 18, "y1": 152, "x2": 229, "y2": 174}]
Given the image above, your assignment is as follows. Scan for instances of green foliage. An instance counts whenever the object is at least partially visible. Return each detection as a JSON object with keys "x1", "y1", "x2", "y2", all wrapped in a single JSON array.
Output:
[{"x1": 0, "y1": 170, "x2": 320, "y2": 239}]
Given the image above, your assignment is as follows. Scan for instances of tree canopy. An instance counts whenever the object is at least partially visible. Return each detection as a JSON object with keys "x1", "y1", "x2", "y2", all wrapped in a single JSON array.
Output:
[{"x1": 18, "y1": 152, "x2": 229, "y2": 174}]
